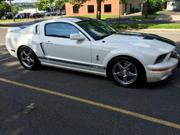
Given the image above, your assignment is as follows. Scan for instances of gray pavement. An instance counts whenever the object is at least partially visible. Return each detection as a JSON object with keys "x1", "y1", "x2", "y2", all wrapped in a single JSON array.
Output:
[
  {"x1": 156, "y1": 11, "x2": 180, "y2": 22},
  {"x1": 0, "y1": 28, "x2": 7, "y2": 46},
  {"x1": 0, "y1": 28, "x2": 180, "y2": 135},
  {"x1": 0, "y1": 44, "x2": 180, "y2": 135}
]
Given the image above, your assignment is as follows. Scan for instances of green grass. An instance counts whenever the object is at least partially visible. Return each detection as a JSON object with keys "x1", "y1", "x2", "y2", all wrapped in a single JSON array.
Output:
[
  {"x1": 67, "y1": 14, "x2": 119, "y2": 20},
  {"x1": 130, "y1": 14, "x2": 157, "y2": 21},
  {"x1": 0, "y1": 18, "x2": 34, "y2": 23},
  {"x1": 110, "y1": 23, "x2": 180, "y2": 30},
  {"x1": 67, "y1": 13, "x2": 158, "y2": 21},
  {"x1": 149, "y1": 24, "x2": 180, "y2": 29}
]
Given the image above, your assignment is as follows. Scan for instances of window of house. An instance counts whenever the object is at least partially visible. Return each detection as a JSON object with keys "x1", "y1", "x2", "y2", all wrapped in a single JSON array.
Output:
[
  {"x1": 45, "y1": 23, "x2": 79, "y2": 38},
  {"x1": 88, "y1": 5, "x2": 94, "y2": 13},
  {"x1": 73, "y1": 5, "x2": 79, "y2": 13},
  {"x1": 104, "y1": 4, "x2": 111, "y2": 13}
]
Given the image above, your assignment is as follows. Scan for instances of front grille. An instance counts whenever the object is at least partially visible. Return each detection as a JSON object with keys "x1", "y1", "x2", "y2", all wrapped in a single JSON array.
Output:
[{"x1": 155, "y1": 53, "x2": 168, "y2": 64}]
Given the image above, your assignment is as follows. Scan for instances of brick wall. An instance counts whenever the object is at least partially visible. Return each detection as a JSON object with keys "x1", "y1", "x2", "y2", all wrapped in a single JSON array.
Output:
[
  {"x1": 65, "y1": 0, "x2": 121, "y2": 16},
  {"x1": 65, "y1": 0, "x2": 143, "y2": 17}
]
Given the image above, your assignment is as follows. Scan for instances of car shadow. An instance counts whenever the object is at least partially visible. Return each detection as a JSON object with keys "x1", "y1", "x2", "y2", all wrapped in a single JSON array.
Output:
[
  {"x1": 144, "y1": 76, "x2": 174, "y2": 89},
  {"x1": 41, "y1": 65, "x2": 180, "y2": 90},
  {"x1": 41, "y1": 65, "x2": 107, "y2": 80}
]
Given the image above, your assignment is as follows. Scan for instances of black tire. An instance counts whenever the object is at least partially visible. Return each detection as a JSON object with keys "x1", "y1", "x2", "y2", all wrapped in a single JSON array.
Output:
[
  {"x1": 18, "y1": 46, "x2": 40, "y2": 70},
  {"x1": 108, "y1": 57, "x2": 146, "y2": 87}
]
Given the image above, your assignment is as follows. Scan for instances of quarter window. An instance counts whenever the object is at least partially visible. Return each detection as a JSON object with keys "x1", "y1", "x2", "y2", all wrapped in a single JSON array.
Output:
[
  {"x1": 88, "y1": 5, "x2": 94, "y2": 13},
  {"x1": 45, "y1": 23, "x2": 80, "y2": 38},
  {"x1": 104, "y1": 4, "x2": 111, "y2": 13}
]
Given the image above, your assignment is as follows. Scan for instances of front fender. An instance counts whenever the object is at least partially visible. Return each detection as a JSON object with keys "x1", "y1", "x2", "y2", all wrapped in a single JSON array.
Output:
[{"x1": 103, "y1": 49, "x2": 147, "y2": 68}]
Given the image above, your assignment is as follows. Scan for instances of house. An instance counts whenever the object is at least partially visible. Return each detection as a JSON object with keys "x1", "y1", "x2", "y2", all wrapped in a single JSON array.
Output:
[
  {"x1": 5, "y1": 0, "x2": 37, "y2": 9},
  {"x1": 167, "y1": 0, "x2": 180, "y2": 11},
  {"x1": 65, "y1": 0, "x2": 143, "y2": 17},
  {"x1": 5, "y1": 0, "x2": 40, "y2": 14}
]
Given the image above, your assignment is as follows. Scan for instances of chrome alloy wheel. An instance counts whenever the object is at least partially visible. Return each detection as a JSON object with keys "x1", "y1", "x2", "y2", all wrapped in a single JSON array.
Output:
[
  {"x1": 20, "y1": 49, "x2": 35, "y2": 68},
  {"x1": 112, "y1": 60, "x2": 138, "y2": 85}
]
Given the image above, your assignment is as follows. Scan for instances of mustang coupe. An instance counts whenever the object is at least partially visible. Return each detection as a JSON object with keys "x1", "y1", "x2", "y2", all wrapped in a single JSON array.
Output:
[{"x1": 6, "y1": 17, "x2": 179, "y2": 87}]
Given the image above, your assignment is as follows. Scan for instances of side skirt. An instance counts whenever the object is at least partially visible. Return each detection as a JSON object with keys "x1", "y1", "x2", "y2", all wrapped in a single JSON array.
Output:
[{"x1": 39, "y1": 57, "x2": 107, "y2": 77}]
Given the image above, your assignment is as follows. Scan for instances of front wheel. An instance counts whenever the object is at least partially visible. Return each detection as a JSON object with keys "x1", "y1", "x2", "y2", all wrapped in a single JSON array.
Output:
[
  {"x1": 18, "y1": 47, "x2": 40, "y2": 70},
  {"x1": 110, "y1": 58, "x2": 144, "y2": 87}
]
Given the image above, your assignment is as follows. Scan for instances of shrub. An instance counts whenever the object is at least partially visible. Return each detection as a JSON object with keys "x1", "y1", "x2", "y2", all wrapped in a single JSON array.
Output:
[{"x1": 147, "y1": 0, "x2": 165, "y2": 14}]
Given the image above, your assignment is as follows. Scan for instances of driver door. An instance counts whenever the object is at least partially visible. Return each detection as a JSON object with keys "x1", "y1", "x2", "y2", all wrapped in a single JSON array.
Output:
[{"x1": 41, "y1": 22, "x2": 91, "y2": 66}]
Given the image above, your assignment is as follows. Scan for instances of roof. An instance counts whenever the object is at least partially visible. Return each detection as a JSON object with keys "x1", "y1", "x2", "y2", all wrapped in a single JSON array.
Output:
[{"x1": 55, "y1": 17, "x2": 94, "y2": 23}]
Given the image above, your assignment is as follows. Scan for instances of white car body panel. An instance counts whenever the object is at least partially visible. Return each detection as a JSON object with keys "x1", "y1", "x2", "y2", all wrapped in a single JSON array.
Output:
[{"x1": 5, "y1": 18, "x2": 179, "y2": 83}]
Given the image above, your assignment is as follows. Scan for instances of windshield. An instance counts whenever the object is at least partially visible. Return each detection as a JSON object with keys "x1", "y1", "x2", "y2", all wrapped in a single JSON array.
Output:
[{"x1": 77, "y1": 20, "x2": 116, "y2": 40}]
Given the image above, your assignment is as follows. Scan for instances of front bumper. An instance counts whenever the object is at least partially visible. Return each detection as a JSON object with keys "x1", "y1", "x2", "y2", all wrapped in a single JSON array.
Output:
[{"x1": 146, "y1": 57, "x2": 179, "y2": 82}]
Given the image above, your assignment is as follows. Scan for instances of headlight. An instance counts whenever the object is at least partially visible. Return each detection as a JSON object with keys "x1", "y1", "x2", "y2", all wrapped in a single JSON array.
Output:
[
  {"x1": 155, "y1": 53, "x2": 168, "y2": 64},
  {"x1": 171, "y1": 51, "x2": 180, "y2": 59}
]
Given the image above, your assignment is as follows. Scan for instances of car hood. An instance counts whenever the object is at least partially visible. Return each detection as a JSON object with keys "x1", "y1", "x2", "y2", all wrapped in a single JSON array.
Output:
[{"x1": 104, "y1": 32, "x2": 176, "y2": 54}]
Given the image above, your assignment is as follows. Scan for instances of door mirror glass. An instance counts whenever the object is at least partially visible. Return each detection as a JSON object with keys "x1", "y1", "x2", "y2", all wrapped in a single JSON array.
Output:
[{"x1": 70, "y1": 33, "x2": 85, "y2": 41}]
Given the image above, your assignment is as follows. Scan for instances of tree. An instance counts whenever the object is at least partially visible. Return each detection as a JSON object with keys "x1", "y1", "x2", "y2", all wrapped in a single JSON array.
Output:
[
  {"x1": 0, "y1": 1, "x2": 11, "y2": 17},
  {"x1": 55, "y1": 0, "x2": 65, "y2": 11},
  {"x1": 142, "y1": 0, "x2": 165, "y2": 18},
  {"x1": 49, "y1": 0, "x2": 55, "y2": 12},
  {"x1": 118, "y1": 0, "x2": 126, "y2": 23},
  {"x1": 147, "y1": 0, "x2": 165, "y2": 14},
  {"x1": 0, "y1": 2, "x2": 11, "y2": 12},
  {"x1": 35, "y1": 0, "x2": 52, "y2": 11}
]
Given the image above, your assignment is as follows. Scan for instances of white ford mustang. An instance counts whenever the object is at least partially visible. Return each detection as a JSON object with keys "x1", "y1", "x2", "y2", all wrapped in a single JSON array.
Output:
[{"x1": 6, "y1": 17, "x2": 180, "y2": 87}]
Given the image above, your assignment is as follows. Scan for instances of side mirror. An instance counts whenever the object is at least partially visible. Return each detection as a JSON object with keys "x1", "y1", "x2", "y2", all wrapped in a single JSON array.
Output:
[{"x1": 70, "y1": 33, "x2": 85, "y2": 41}]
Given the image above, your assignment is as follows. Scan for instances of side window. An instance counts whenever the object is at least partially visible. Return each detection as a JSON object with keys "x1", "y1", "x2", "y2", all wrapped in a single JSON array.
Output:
[{"x1": 45, "y1": 23, "x2": 80, "y2": 38}]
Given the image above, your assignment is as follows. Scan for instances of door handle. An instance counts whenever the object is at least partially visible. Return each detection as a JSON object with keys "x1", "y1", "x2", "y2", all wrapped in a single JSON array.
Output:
[
  {"x1": 45, "y1": 41, "x2": 53, "y2": 45},
  {"x1": 40, "y1": 41, "x2": 53, "y2": 45}
]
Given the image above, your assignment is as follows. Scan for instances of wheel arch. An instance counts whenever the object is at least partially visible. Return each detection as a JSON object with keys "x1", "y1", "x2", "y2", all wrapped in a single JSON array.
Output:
[
  {"x1": 17, "y1": 45, "x2": 41, "y2": 70},
  {"x1": 17, "y1": 45, "x2": 38, "y2": 59},
  {"x1": 17, "y1": 45, "x2": 27, "y2": 56},
  {"x1": 106, "y1": 55, "x2": 147, "y2": 81}
]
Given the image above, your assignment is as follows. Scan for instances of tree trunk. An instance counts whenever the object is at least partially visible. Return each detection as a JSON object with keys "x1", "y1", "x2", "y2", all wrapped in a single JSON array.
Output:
[
  {"x1": 9, "y1": 0, "x2": 15, "y2": 22},
  {"x1": 142, "y1": 2, "x2": 148, "y2": 18},
  {"x1": 119, "y1": 0, "x2": 123, "y2": 24},
  {"x1": 96, "y1": 0, "x2": 102, "y2": 20}
]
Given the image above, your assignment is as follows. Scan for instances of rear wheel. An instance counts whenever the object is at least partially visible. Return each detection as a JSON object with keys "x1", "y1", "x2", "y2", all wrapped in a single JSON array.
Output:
[
  {"x1": 18, "y1": 47, "x2": 40, "y2": 70},
  {"x1": 109, "y1": 57, "x2": 145, "y2": 87}
]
